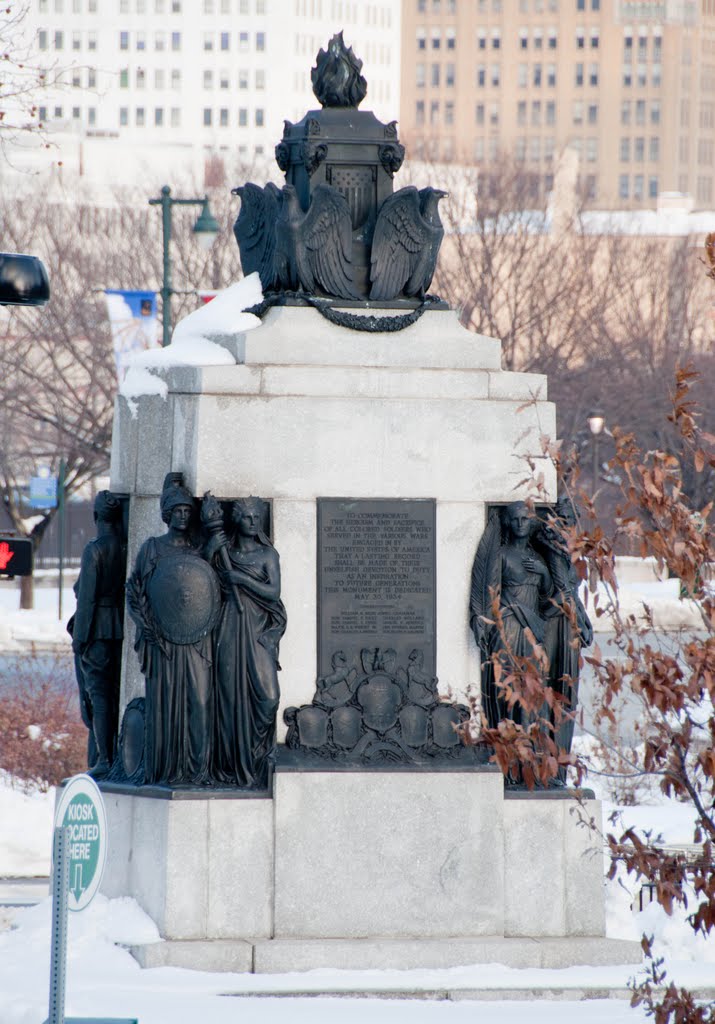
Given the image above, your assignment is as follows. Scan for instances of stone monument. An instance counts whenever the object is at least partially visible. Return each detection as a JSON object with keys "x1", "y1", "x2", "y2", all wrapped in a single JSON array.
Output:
[{"x1": 97, "y1": 35, "x2": 639, "y2": 974}]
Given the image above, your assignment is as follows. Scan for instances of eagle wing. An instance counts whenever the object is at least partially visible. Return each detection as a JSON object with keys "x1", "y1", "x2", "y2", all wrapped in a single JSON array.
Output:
[
  {"x1": 369, "y1": 187, "x2": 426, "y2": 301},
  {"x1": 297, "y1": 184, "x2": 360, "y2": 300},
  {"x1": 232, "y1": 182, "x2": 280, "y2": 290}
]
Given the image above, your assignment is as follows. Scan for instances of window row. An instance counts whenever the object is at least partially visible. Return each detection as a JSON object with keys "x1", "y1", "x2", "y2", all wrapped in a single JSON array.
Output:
[
  {"x1": 514, "y1": 99, "x2": 558, "y2": 125},
  {"x1": 621, "y1": 99, "x2": 661, "y2": 125},
  {"x1": 562, "y1": 137, "x2": 599, "y2": 162},
  {"x1": 622, "y1": 65, "x2": 662, "y2": 87},
  {"x1": 618, "y1": 174, "x2": 659, "y2": 200},
  {"x1": 515, "y1": 136, "x2": 560, "y2": 162},
  {"x1": 416, "y1": 63, "x2": 456, "y2": 87},
  {"x1": 37, "y1": 0, "x2": 98, "y2": 11},
  {"x1": 414, "y1": 100, "x2": 456, "y2": 126},
  {"x1": 38, "y1": 29, "x2": 96, "y2": 50},
  {"x1": 576, "y1": 0, "x2": 600, "y2": 9},
  {"x1": 516, "y1": 63, "x2": 559, "y2": 87},
  {"x1": 571, "y1": 100, "x2": 599, "y2": 124},
  {"x1": 38, "y1": 104, "x2": 97, "y2": 124},
  {"x1": 623, "y1": 35, "x2": 662, "y2": 60},
  {"x1": 118, "y1": 29, "x2": 265, "y2": 50},
  {"x1": 113, "y1": 106, "x2": 266, "y2": 128},
  {"x1": 416, "y1": 0, "x2": 457, "y2": 12},
  {"x1": 416, "y1": 29, "x2": 456, "y2": 50},
  {"x1": 619, "y1": 137, "x2": 661, "y2": 162}
]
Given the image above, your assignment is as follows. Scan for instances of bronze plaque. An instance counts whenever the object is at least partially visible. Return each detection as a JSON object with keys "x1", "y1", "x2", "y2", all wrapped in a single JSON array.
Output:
[{"x1": 317, "y1": 498, "x2": 436, "y2": 679}]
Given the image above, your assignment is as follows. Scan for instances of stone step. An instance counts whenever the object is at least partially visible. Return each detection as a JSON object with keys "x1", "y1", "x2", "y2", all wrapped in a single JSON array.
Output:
[{"x1": 130, "y1": 935, "x2": 642, "y2": 974}]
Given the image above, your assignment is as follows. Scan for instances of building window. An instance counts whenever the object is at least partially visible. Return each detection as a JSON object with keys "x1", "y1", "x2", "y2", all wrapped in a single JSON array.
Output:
[
  {"x1": 445, "y1": 62, "x2": 455, "y2": 86},
  {"x1": 87, "y1": 68, "x2": 96, "y2": 88},
  {"x1": 416, "y1": 100, "x2": 425, "y2": 125},
  {"x1": 136, "y1": 32, "x2": 146, "y2": 50},
  {"x1": 38, "y1": 30, "x2": 48, "y2": 50},
  {"x1": 649, "y1": 137, "x2": 659, "y2": 161},
  {"x1": 203, "y1": 70, "x2": 214, "y2": 88},
  {"x1": 533, "y1": 28, "x2": 543, "y2": 49},
  {"x1": 648, "y1": 176, "x2": 658, "y2": 198},
  {"x1": 576, "y1": 27, "x2": 584, "y2": 48},
  {"x1": 119, "y1": 107, "x2": 128, "y2": 126},
  {"x1": 239, "y1": 31, "x2": 249, "y2": 50},
  {"x1": 255, "y1": 69, "x2": 265, "y2": 89},
  {"x1": 155, "y1": 31, "x2": 165, "y2": 50},
  {"x1": 445, "y1": 101, "x2": 454, "y2": 125},
  {"x1": 431, "y1": 63, "x2": 440, "y2": 87},
  {"x1": 136, "y1": 107, "x2": 145, "y2": 126},
  {"x1": 651, "y1": 101, "x2": 660, "y2": 125},
  {"x1": 531, "y1": 100, "x2": 541, "y2": 125},
  {"x1": 431, "y1": 29, "x2": 441, "y2": 49},
  {"x1": 547, "y1": 64, "x2": 556, "y2": 86},
  {"x1": 155, "y1": 107, "x2": 164, "y2": 126},
  {"x1": 548, "y1": 28, "x2": 557, "y2": 49},
  {"x1": 476, "y1": 103, "x2": 485, "y2": 125},
  {"x1": 588, "y1": 103, "x2": 598, "y2": 124},
  {"x1": 171, "y1": 107, "x2": 180, "y2": 127},
  {"x1": 120, "y1": 30, "x2": 129, "y2": 50},
  {"x1": 492, "y1": 28, "x2": 500, "y2": 49},
  {"x1": 491, "y1": 64, "x2": 500, "y2": 86},
  {"x1": 204, "y1": 33, "x2": 213, "y2": 50},
  {"x1": 533, "y1": 63, "x2": 542, "y2": 86},
  {"x1": 573, "y1": 100, "x2": 583, "y2": 124},
  {"x1": 256, "y1": 32, "x2": 265, "y2": 51},
  {"x1": 54, "y1": 105, "x2": 63, "y2": 118},
  {"x1": 73, "y1": 69, "x2": 81, "y2": 87},
  {"x1": 417, "y1": 30, "x2": 426, "y2": 50},
  {"x1": 72, "y1": 31, "x2": 81, "y2": 50},
  {"x1": 634, "y1": 137, "x2": 644, "y2": 161},
  {"x1": 575, "y1": 63, "x2": 583, "y2": 86},
  {"x1": 530, "y1": 136, "x2": 541, "y2": 161},
  {"x1": 590, "y1": 28, "x2": 599, "y2": 48},
  {"x1": 221, "y1": 32, "x2": 229, "y2": 50},
  {"x1": 546, "y1": 101, "x2": 556, "y2": 124},
  {"x1": 517, "y1": 100, "x2": 527, "y2": 125},
  {"x1": 516, "y1": 137, "x2": 526, "y2": 161},
  {"x1": 239, "y1": 69, "x2": 248, "y2": 89},
  {"x1": 619, "y1": 174, "x2": 629, "y2": 199},
  {"x1": 635, "y1": 100, "x2": 645, "y2": 125},
  {"x1": 219, "y1": 69, "x2": 230, "y2": 89},
  {"x1": 171, "y1": 32, "x2": 181, "y2": 50},
  {"x1": 518, "y1": 63, "x2": 527, "y2": 87},
  {"x1": 155, "y1": 68, "x2": 165, "y2": 88},
  {"x1": 54, "y1": 30, "x2": 64, "y2": 49},
  {"x1": 171, "y1": 69, "x2": 181, "y2": 88},
  {"x1": 589, "y1": 64, "x2": 598, "y2": 86},
  {"x1": 586, "y1": 137, "x2": 597, "y2": 162},
  {"x1": 519, "y1": 28, "x2": 527, "y2": 49},
  {"x1": 430, "y1": 100, "x2": 439, "y2": 123},
  {"x1": 220, "y1": 107, "x2": 229, "y2": 126},
  {"x1": 619, "y1": 138, "x2": 630, "y2": 161},
  {"x1": 203, "y1": 108, "x2": 212, "y2": 127},
  {"x1": 621, "y1": 100, "x2": 630, "y2": 125},
  {"x1": 623, "y1": 66, "x2": 632, "y2": 87},
  {"x1": 697, "y1": 176, "x2": 712, "y2": 203},
  {"x1": 477, "y1": 64, "x2": 486, "y2": 86},
  {"x1": 490, "y1": 101, "x2": 499, "y2": 125},
  {"x1": 136, "y1": 68, "x2": 145, "y2": 88},
  {"x1": 87, "y1": 107, "x2": 96, "y2": 125},
  {"x1": 633, "y1": 174, "x2": 644, "y2": 199},
  {"x1": 416, "y1": 63, "x2": 425, "y2": 88},
  {"x1": 545, "y1": 136, "x2": 555, "y2": 161},
  {"x1": 446, "y1": 28, "x2": 456, "y2": 49}
]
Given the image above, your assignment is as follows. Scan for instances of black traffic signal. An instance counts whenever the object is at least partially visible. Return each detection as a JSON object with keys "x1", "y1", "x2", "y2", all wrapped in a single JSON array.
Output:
[{"x1": 0, "y1": 536, "x2": 33, "y2": 576}]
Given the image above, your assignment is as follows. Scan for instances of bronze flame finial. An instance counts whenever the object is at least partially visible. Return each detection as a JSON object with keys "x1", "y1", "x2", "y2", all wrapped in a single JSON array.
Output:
[{"x1": 311, "y1": 31, "x2": 367, "y2": 108}]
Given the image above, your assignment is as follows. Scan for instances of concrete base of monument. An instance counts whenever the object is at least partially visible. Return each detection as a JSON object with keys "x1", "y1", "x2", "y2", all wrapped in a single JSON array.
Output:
[
  {"x1": 129, "y1": 935, "x2": 643, "y2": 974},
  {"x1": 99, "y1": 762, "x2": 636, "y2": 973}
]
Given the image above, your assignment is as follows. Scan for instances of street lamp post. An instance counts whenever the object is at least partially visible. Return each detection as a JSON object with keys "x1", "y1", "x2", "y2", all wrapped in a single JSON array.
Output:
[
  {"x1": 148, "y1": 185, "x2": 219, "y2": 347},
  {"x1": 587, "y1": 410, "x2": 605, "y2": 496}
]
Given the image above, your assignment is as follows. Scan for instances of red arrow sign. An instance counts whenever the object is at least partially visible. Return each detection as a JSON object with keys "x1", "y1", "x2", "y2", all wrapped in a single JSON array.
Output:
[{"x1": 0, "y1": 541, "x2": 15, "y2": 570}]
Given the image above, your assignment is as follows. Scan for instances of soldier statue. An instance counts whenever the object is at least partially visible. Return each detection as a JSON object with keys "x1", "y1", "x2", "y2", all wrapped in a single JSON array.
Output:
[{"x1": 70, "y1": 490, "x2": 126, "y2": 780}]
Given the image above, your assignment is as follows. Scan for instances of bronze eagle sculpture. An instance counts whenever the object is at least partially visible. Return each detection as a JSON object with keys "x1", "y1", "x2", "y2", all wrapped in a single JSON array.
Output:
[
  {"x1": 274, "y1": 183, "x2": 360, "y2": 300},
  {"x1": 231, "y1": 181, "x2": 282, "y2": 291},
  {"x1": 369, "y1": 186, "x2": 447, "y2": 301}
]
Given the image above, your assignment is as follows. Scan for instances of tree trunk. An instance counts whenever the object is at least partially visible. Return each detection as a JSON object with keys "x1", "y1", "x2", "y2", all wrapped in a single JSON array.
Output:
[{"x1": 20, "y1": 574, "x2": 34, "y2": 610}]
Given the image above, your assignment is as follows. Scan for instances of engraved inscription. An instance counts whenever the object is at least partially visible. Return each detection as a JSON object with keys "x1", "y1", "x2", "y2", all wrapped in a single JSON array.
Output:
[{"x1": 318, "y1": 499, "x2": 436, "y2": 678}]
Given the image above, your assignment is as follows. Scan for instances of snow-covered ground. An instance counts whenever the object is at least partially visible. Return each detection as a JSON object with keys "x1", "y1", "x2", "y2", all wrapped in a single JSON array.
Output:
[{"x1": 1, "y1": 769, "x2": 713, "y2": 1024}]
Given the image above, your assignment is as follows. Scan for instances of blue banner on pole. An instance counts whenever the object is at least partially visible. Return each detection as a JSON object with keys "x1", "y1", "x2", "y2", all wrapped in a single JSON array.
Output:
[
  {"x1": 29, "y1": 475, "x2": 58, "y2": 509},
  {"x1": 104, "y1": 290, "x2": 159, "y2": 378}
]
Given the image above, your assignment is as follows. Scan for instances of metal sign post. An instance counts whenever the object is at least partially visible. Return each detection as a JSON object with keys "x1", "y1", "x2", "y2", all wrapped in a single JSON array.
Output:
[{"x1": 44, "y1": 775, "x2": 137, "y2": 1024}]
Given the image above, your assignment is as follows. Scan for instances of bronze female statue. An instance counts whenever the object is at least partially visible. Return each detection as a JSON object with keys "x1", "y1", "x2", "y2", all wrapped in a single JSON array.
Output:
[
  {"x1": 126, "y1": 483, "x2": 219, "y2": 786},
  {"x1": 204, "y1": 496, "x2": 287, "y2": 789},
  {"x1": 538, "y1": 497, "x2": 593, "y2": 780},
  {"x1": 470, "y1": 501, "x2": 554, "y2": 731}
]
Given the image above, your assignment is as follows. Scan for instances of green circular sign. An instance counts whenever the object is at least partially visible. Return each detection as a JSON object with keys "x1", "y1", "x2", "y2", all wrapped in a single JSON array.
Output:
[{"x1": 54, "y1": 775, "x2": 107, "y2": 912}]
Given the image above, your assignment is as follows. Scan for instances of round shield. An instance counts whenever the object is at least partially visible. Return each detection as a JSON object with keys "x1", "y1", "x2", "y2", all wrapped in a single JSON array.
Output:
[{"x1": 147, "y1": 553, "x2": 221, "y2": 644}]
